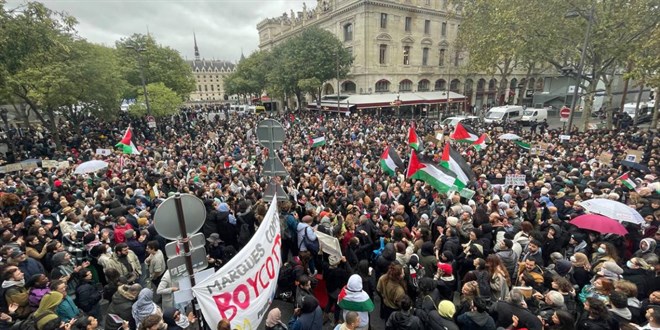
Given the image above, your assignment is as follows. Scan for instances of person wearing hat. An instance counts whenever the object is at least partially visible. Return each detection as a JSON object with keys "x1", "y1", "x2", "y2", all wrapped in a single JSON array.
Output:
[
  {"x1": 289, "y1": 295, "x2": 323, "y2": 330},
  {"x1": 427, "y1": 300, "x2": 459, "y2": 330},
  {"x1": 435, "y1": 263, "x2": 456, "y2": 301},
  {"x1": 207, "y1": 233, "x2": 225, "y2": 269}
]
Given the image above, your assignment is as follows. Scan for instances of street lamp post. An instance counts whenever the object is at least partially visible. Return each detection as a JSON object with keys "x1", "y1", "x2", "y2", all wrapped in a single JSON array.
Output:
[
  {"x1": 565, "y1": 6, "x2": 594, "y2": 134},
  {"x1": 126, "y1": 44, "x2": 153, "y2": 118},
  {"x1": 396, "y1": 92, "x2": 401, "y2": 118}
]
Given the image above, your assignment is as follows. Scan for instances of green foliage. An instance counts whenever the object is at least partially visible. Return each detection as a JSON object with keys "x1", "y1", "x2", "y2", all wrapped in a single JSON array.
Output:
[
  {"x1": 129, "y1": 82, "x2": 182, "y2": 117},
  {"x1": 455, "y1": 0, "x2": 659, "y2": 130},
  {"x1": 224, "y1": 50, "x2": 270, "y2": 97},
  {"x1": 228, "y1": 26, "x2": 352, "y2": 103},
  {"x1": 116, "y1": 34, "x2": 195, "y2": 100}
]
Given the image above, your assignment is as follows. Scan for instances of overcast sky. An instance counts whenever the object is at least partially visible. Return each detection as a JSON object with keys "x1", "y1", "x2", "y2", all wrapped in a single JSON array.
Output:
[{"x1": 6, "y1": 0, "x2": 307, "y2": 62}]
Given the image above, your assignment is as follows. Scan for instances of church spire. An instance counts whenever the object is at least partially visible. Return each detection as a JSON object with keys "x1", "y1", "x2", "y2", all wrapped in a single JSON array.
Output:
[
  {"x1": 194, "y1": 31, "x2": 200, "y2": 61},
  {"x1": 240, "y1": 48, "x2": 246, "y2": 62}
]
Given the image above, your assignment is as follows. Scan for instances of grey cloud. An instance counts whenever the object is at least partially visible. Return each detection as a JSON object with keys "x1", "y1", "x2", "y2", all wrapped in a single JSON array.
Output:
[{"x1": 6, "y1": 0, "x2": 306, "y2": 61}]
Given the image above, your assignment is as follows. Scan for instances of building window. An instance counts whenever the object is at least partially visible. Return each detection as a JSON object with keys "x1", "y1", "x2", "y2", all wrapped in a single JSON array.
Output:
[
  {"x1": 210, "y1": 85, "x2": 214, "y2": 91},
  {"x1": 375, "y1": 80, "x2": 390, "y2": 92},
  {"x1": 405, "y1": 17, "x2": 412, "y2": 32},
  {"x1": 441, "y1": 22, "x2": 447, "y2": 37},
  {"x1": 454, "y1": 50, "x2": 460, "y2": 66},
  {"x1": 399, "y1": 79, "x2": 412, "y2": 92},
  {"x1": 204, "y1": 85, "x2": 207, "y2": 91},
  {"x1": 346, "y1": 47, "x2": 353, "y2": 59},
  {"x1": 422, "y1": 47, "x2": 429, "y2": 66},
  {"x1": 439, "y1": 48, "x2": 445, "y2": 66},
  {"x1": 343, "y1": 23, "x2": 353, "y2": 42},
  {"x1": 403, "y1": 46, "x2": 410, "y2": 65},
  {"x1": 424, "y1": 20, "x2": 431, "y2": 34},
  {"x1": 380, "y1": 13, "x2": 387, "y2": 28},
  {"x1": 418, "y1": 79, "x2": 430, "y2": 92},
  {"x1": 342, "y1": 81, "x2": 357, "y2": 93},
  {"x1": 197, "y1": 85, "x2": 201, "y2": 92},
  {"x1": 379, "y1": 44, "x2": 387, "y2": 64}
]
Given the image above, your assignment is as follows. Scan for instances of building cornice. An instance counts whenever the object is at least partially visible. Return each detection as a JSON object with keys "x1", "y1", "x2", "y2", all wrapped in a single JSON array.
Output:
[{"x1": 258, "y1": 0, "x2": 461, "y2": 48}]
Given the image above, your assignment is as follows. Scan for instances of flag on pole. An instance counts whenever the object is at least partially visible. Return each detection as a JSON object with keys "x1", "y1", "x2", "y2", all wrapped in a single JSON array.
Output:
[
  {"x1": 115, "y1": 127, "x2": 140, "y2": 155},
  {"x1": 408, "y1": 123, "x2": 423, "y2": 151},
  {"x1": 380, "y1": 146, "x2": 405, "y2": 177},
  {"x1": 310, "y1": 136, "x2": 326, "y2": 148},
  {"x1": 472, "y1": 134, "x2": 489, "y2": 151},
  {"x1": 515, "y1": 141, "x2": 531, "y2": 150},
  {"x1": 617, "y1": 172, "x2": 637, "y2": 190},
  {"x1": 407, "y1": 150, "x2": 456, "y2": 193},
  {"x1": 449, "y1": 123, "x2": 479, "y2": 143},
  {"x1": 440, "y1": 142, "x2": 476, "y2": 190}
]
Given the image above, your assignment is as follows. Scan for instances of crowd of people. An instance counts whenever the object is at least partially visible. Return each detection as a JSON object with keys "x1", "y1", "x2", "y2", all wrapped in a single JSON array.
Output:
[{"x1": 0, "y1": 105, "x2": 658, "y2": 330}]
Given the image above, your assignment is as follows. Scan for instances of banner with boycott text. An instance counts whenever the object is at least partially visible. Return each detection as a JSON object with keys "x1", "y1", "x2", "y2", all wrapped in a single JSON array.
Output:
[{"x1": 192, "y1": 195, "x2": 282, "y2": 329}]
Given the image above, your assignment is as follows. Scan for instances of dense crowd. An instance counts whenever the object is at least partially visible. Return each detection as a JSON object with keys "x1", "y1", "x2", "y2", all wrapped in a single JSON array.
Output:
[{"x1": 0, "y1": 106, "x2": 658, "y2": 330}]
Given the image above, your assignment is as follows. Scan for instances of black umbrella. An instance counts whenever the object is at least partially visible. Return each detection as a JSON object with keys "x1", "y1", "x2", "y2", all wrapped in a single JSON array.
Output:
[{"x1": 620, "y1": 160, "x2": 650, "y2": 173}]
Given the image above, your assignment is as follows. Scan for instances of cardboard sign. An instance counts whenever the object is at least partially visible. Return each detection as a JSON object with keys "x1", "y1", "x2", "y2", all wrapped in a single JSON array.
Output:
[
  {"x1": 625, "y1": 149, "x2": 644, "y2": 163},
  {"x1": 598, "y1": 152, "x2": 613, "y2": 166},
  {"x1": 57, "y1": 161, "x2": 70, "y2": 169},
  {"x1": 0, "y1": 166, "x2": 5, "y2": 174},
  {"x1": 559, "y1": 135, "x2": 571, "y2": 141},
  {"x1": 505, "y1": 174, "x2": 527, "y2": 186},
  {"x1": 4, "y1": 163, "x2": 22, "y2": 172},
  {"x1": 96, "y1": 148, "x2": 112, "y2": 156},
  {"x1": 425, "y1": 134, "x2": 440, "y2": 145},
  {"x1": 21, "y1": 162, "x2": 38, "y2": 171},
  {"x1": 42, "y1": 160, "x2": 59, "y2": 168}
]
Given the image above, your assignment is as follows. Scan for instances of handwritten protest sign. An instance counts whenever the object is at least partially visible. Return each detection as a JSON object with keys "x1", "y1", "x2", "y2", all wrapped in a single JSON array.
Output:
[
  {"x1": 193, "y1": 196, "x2": 282, "y2": 328},
  {"x1": 21, "y1": 162, "x2": 38, "y2": 171},
  {"x1": 598, "y1": 152, "x2": 613, "y2": 166},
  {"x1": 316, "y1": 231, "x2": 342, "y2": 259},
  {"x1": 505, "y1": 174, "x2": 527, "y2": 186},
  {"x1": 42, "y1": 160, "x2": 59, "y2": 168},
  {"x1": 4, "y1": 163, "x2": 22, "y2": 172}
]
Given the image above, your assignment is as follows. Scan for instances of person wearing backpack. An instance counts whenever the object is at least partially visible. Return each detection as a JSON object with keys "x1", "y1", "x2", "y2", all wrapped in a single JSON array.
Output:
[
  {"x1": 279, "y1": 201, "x2": 299, "y2": 260},
  {"x1": 297, "y1": 216, "x2": 319, "y2": 275},
  {"x1": 34, "y1": 291, "x2": 64, "y2": 330}
]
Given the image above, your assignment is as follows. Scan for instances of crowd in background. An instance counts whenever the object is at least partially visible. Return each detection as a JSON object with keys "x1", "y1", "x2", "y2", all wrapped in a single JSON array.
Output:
[{"x1": 0, "y1": 106, "x2": 658, "y2": 330}]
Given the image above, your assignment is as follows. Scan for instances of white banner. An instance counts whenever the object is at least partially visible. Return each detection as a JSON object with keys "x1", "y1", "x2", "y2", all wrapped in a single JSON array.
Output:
[
  {"x1": 192, "y1": 196, "x2": 282, "y2": 329},
  {"x1": 96, "y1": 148, "x2": 112, "y2": 156},
  {"x1": 316, "y1": 231, "x2": 342, "y2": 259}
]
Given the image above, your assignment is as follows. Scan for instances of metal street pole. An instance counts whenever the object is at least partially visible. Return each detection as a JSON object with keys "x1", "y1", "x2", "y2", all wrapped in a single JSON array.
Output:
[
  {"x1": 173, "y1": 193, "x2": 202, "y2": 325},
  {"x1": 565, "y1": 6, "x2": 594, "y2": 134}
]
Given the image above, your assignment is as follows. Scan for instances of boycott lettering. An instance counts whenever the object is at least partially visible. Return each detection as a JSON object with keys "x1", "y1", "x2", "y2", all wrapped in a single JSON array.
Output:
[
  {"x1": 211, "y1": 236, "x2": 281, "y2": 321},
  {"x1": 205, "y1": 214, "x2": 282, "y2": 322},
  {"x1": 193, "y1": 196, "x2": 283, "y2": 327}
]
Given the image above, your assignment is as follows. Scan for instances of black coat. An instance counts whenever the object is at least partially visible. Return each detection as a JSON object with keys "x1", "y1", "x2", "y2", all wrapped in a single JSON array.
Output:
[
  {"x1": 75, "y1": 281, "x2": 102, "y2": 313},
  {"x1": 623, "y1": 267, "x2": 654, "y2": 300},
  {"x1": 489, "y1": 300, "x2": 544, "y2": 330}
]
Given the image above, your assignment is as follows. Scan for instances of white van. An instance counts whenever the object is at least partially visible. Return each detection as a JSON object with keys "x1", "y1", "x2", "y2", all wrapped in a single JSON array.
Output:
[
  {"x1": 441, "y1": 116, "x2": 480, "y2": 127},
  {"x1": 484, "y1": 105, "x2": 524, "y2": 124},
  {"x1": 520, "y1": 108, "x2": 549, "y2": 125}
]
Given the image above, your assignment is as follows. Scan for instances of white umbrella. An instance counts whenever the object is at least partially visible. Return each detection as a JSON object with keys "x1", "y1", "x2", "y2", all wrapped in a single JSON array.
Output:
[
  {"x1": 498, "y1": 133, "x2": 522, "y2": 140},
  {"x1": 74, "y1": 160, "x2": 109, "y2": 174},
  {"x1": 580, "y1": 198, "x2": 644, "y2": 225}
]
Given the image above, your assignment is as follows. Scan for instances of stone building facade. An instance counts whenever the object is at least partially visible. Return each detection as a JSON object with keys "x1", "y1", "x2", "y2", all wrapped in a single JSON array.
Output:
[
  {"x1": 257, "y1": 0, "x2": 555, "y2": 110},
  {"x1": 187, "y1": 34, "x2": 236, "y2": 102}
]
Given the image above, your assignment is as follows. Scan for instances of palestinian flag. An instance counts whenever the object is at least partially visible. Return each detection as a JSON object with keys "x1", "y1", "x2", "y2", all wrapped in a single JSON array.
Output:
[
  {"x1": 407, "y1": 150, "x2": 456, "y2": 193},
  {"x1": 337, "y1": 285, "x2": 374, "y2": 312},
  {"x1": 617, "y1": 172, "x2": 637, "y2": 190},
  {"x1": 115, "y1": 127, "x2": 140, "y2": 155},
  {"x1": 380, "y1": 146, "x2": 405, "y2": 177},
  {"x1": 440, "y1": 143, "x2": 476, "y2": 190},
  {"x1": 472, "y1": 134, "x2": 489, "y2": 151},
  {"x1": 310, "y1": 136, "x2": 326, "y2": 148},
  {"x1": 450, "y1": 123, "x2": 479, "y2": 143},
  {"x1": 408, "y1": 123, "x2": 423, "y2": 151},
  {"x1": 515, "y1": 141, "x2": 531, "y2": 150}
]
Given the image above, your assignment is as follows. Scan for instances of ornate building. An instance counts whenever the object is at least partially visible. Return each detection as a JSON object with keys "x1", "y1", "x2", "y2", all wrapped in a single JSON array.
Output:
[
  {"x1": 187, "y1": 34, "x2": 236, "y2": 102},
  {"x1": 257, "y1": 0, "x2": 554, "y2": 110}
]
